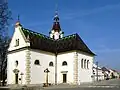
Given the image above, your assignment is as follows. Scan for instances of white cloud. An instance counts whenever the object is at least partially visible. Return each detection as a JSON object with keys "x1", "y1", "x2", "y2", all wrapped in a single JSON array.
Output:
[
  {"x1": 62, "y1": 3, "x2": 120, "y2": 20},
  {"x1": 94, "y1": 48, "x2": 120, "y2": 53}
]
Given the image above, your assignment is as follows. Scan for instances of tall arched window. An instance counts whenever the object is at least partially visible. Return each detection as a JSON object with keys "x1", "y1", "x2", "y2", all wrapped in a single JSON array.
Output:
[
  {"x1": 62, "y1": 61, "x2": 67, "y2": 66},
  {"x1": 84, "y1": 59, "x2": 86, "y2": 69},
  {"x1": 34, "y1": 60, "x2": 40, "y2": 65},
  {"x1": 81, "y1": 59, "x2": 83, "y2": 68},
  {"x1": 87, "y1": 60, "x2": 89, "y2": 69},
  {"x1": 49, "y1": 61, "x2": 54, "y2": 66}
]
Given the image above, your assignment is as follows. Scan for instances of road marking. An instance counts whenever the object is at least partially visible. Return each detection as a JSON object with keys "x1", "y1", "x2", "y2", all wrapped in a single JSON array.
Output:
[{"x1": 87, "y1": 85, "x2": 120, "y2": 88}]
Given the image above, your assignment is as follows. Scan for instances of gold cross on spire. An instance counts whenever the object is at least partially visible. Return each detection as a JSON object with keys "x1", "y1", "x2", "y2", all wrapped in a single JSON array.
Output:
[
  {"x1": 17, "y1": 15, "x2": 20, "y2": 21},
  {"x1": 15, "y1": 14, "x2": 22, "y2": 27}
]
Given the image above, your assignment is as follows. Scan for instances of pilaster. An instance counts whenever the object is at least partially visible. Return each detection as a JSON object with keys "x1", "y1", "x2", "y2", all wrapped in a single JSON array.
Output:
[
  {"x1": 73, "y1": 52, "x2": 78, "y2": 84},
  {"x1": 25, "y1": 49, "x2": 31, "y2": 84}
]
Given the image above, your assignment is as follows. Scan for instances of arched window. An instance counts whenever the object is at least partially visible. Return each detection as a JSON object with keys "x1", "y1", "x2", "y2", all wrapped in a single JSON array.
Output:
[
  {"x1": 87, "y1": 60, "x2": 89, "y2": 69},
  {"x1": 49, "y1": 62, "x2": 54, "y2": 66},
  {"x1": 84, "y1": 59, "x2": 86, "y2": 69},
  {"x1": 62, "y1": 61, "x2": 67, "y2": 66},
  {"x1": 15, "y1": 60, "x2": 18, "y2": 67},
  {"x1": 81, "y1": 59, "x2": 83, "y2": 68},
  {"x1": 34, "y1": 60, "x2": 40, "y2": 65}
]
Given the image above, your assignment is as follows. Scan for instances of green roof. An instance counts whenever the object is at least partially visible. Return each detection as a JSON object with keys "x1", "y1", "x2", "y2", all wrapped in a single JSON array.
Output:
[{"x1": 21, "y1": 28, "x2": 95, "y2": 55}]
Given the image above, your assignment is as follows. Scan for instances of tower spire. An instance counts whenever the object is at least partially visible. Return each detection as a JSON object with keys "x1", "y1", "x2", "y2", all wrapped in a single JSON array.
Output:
[
  {"x1": 54, "y1": 3, "x2": 59, "y2": 23},
  {"x1": 49, "y1": 4, "x2": 64, "y2": 40}
]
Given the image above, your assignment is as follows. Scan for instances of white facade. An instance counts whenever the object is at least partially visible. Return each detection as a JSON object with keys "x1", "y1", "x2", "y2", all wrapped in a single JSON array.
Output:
[
  {"x1": 7, "y1": 23, "x2": 94, "y2": 85},
  {"x1": 7, "y1": 24, "x2": 30, "y2": 84},
  {"x1": 7, "y1": 50, "x2": 27, "y2": 84},
  {"x1": 78, "y1": 53, "x2": 94, "y2": 83},
  {"x1": 30, "y1": 50, "x2": 55, "y2": 84}
]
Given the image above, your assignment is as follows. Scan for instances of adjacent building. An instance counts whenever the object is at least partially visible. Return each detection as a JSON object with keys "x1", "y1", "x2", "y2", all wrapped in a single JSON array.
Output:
[{"x1": 92, "y1": 64, "x2": 104, "y2": 81}]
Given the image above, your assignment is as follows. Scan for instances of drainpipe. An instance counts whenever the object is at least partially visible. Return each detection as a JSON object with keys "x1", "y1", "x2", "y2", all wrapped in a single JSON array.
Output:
[{"x1": 55, "y1": 52, "x2": 57, "y2": 85}]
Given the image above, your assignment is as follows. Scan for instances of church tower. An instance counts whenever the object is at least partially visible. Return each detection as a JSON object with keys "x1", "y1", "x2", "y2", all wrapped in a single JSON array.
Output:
[{"x1": 49, "y1": 11, "x2": 64, "y2": 40}]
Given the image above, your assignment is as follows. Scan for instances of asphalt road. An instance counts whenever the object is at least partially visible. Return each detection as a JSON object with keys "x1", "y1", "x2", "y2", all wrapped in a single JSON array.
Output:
[
  {"x1": 0, "y1": 79, "x2": 120, "y2": 90},
  {"x1": 44, "y1": 79, "x2": 120, "y2": 90}
]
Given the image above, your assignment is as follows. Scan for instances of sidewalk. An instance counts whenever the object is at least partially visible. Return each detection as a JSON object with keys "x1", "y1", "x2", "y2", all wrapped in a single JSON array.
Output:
[{"x1": 0, "y1": 84, "x2": 43, "y2": 90}]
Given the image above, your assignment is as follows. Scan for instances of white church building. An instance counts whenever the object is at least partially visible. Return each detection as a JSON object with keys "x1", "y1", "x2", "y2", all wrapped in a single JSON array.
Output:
[{"x1": 7, "y1": 11, "x2": 95, "y2": 85}]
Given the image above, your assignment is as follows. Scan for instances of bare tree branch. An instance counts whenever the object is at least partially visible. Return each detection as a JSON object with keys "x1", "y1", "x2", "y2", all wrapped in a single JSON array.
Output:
[{"x1": 0, "y1": 0, "x2": 11, "y2": 86}]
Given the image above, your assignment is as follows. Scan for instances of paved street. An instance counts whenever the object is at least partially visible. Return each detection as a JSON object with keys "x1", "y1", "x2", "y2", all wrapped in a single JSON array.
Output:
[
  {"x1": 44, "y1": 79, "x2": 120, "y2": 90},
  {"x1": 0, "y1": 79, "x2": 119, "y2": 90}
]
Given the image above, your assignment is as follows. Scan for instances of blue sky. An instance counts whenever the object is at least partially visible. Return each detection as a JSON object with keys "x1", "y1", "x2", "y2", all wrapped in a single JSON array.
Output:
[{"x1": 8, "y1": 0, "x2": 120, "y2": 71}]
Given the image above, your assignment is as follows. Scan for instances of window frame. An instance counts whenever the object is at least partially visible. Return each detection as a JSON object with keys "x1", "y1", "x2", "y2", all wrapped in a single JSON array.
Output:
[
  {"x1": 34, "y1": 60, "x2": 40, "y2": 65},
  {"x1": 15, "y1": 39, "x2": 19, "y2": 46},
  {"x1": 62, "y1": 61, "x2": 67, "y2": 66},
  {"x1": 81, "y1": 59, "x2": 84, "y2": 68},
  {"x1": 49, "y1": 61, "x2": 54, "y2": 67},
  {"x1": 87, "y1": 60, "x2": 89, "y2": 69},
  {"x1": 84, "y1": 59, "x2": 86, "y2": 69},
  {"x1": 15, "y1": 60, "x2": 18, "y2": 67}
]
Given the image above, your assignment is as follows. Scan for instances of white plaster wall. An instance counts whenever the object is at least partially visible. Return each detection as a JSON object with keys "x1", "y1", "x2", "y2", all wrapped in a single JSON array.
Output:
[
  {"x1": 57, "y1": 52, "x2": 75, "y2": 84},
  {"x1": 8, "y1": 27, "x2": 29, "y2": 51},
  {"x1": 78, "y1": 53, "x2": 94, "y2": 83},
  {"x1": 30, "y1": 50, "x2": 55, "y2": 84},
  {"x1": 7, "y1": 50, "x2": 27, "y2": 85}
]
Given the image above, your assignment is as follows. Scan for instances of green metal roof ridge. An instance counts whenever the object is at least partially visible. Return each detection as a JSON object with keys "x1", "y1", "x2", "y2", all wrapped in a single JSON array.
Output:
[{"x1": 22, "y1": 28, "x2": 54, "y2": 41}]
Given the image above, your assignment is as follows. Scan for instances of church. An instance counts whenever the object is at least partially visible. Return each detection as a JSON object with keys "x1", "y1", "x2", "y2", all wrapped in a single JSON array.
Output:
[{"x1": 7, "y1": 11, "x2": 95, "y2": 85}]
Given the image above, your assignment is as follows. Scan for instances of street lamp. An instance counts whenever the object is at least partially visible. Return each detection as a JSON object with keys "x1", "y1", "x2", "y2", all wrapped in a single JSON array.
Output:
[
  {"x1": 96, "y1": 61, "x2": 98, "y2": 81},
  {"x1": 44, "y1": 68, "x2": 50, "y2": 87}
]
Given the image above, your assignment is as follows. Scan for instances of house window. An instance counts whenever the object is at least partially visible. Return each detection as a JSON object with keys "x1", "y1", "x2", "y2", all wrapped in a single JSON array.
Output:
[
  {"x1": 62, "y1": 61, "x2": 67, "y2": 66},
  {"x1": 81, "y1": 59, "x2": 83, "y2": 68},
  {"x1": 84, "y1": 59, "x2": 86, "y2": 69},
  {"x1": 87, "y1": 60, "x2": 89, "y2": 69},
  {"x1": 15, "y1": 39, "x2": 19, "y2": 46},
  {"x1": 34, "y1": 60, "x2": 40, "y2": 65},
  {"x1": 15, "y1": 60, "x2": 18, "y2": 67},
  {"x1": 49, "y1": 62, "x2": 54, "y2": 66}
]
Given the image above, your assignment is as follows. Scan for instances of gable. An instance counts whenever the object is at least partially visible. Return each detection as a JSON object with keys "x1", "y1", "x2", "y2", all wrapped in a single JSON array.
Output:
[{"x1": 8, "y1": 26, "x2": 30, "y2": 51}]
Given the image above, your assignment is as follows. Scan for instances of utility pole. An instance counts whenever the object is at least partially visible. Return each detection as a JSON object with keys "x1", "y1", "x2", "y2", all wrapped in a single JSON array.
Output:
[{"x1": 96, "y1": 61, "x2": 98, "y2": 81}]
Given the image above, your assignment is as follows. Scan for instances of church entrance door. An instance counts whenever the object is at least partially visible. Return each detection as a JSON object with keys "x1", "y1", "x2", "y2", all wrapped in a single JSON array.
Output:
[
  {"x1": 15, "y1": 74, "x2": 18, "y2": 84},
  {"x1": 63, "y1": 74, "x2": 67, "y2": 83}
]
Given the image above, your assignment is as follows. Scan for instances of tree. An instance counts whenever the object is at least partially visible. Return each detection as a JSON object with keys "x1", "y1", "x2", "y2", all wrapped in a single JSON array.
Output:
[{"x1": 0, "y1": 0, "x2": 11, "y2": 86}]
